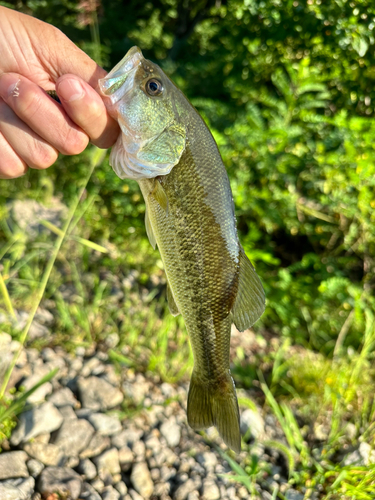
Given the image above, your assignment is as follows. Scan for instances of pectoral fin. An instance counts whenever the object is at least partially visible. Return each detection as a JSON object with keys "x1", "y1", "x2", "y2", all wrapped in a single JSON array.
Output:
[
  {"x1": 167, "y1": 283, "x2": 180, "y2": 316},
  {"x1": 151, "y1": 179, "x2": 169, "y2": 215},
  {"x1": 230, "y1": 248, "x2": 265, "y2": 331},
  {"x1": 145, "y1": 209, "x2": 157, "y2": 249}
]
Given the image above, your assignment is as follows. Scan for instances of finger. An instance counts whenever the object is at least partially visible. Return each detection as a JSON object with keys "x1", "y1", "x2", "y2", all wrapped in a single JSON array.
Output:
[
  {"x1": 56, "y1": 74, "x2": 119, "y2": 149},
  {"x1": 0, "y1": 129, "x2": 28, "y2": 179},
  {"x1": 0, "y1": 72, "x2": 89, "y2": 156},
  {"x1": 0, "y1": 99, "x2": 58, "y2": 170}
]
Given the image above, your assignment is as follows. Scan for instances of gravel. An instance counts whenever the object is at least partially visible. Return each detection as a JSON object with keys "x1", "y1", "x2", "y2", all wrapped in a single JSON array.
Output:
[{"x1": 0, "y1": 323, "x2": 304, "y2": 500}]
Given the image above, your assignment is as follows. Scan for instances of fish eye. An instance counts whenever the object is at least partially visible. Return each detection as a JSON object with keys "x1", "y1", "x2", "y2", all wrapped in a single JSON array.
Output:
[{"x1": 146, "y1": 78, "x2": 163, "y2": 96}]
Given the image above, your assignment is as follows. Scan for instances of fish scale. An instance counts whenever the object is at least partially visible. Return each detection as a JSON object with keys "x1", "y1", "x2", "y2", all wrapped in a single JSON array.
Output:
[{"x1": 99, "y1": 46, "x2": 265, "y2": 452}]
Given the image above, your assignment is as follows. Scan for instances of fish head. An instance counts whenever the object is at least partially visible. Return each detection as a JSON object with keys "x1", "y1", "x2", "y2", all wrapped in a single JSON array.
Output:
[{"x1": 99, "y1": 47, "x2": 186, "y2": 180}]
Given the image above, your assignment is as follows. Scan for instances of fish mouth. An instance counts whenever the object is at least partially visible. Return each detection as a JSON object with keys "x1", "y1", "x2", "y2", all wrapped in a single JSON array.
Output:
[{"x1": 99, "y1": 46, "x2": 144, "y2": 104}]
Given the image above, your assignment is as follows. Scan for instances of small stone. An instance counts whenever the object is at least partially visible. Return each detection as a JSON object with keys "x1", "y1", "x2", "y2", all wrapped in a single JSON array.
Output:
[
  {"x1": 359, "y1": 442, "x2": 375, "y2": 465},
  {"x1": 160, "y1": 382, "x2": 175, "y2": 398},
  {"x1": 160, "y1": 417, "x2": 181, "y2": 447},
  {"x1": 286, "y1": 489, "x2": 304, "y2": 500},
  {"x1": 94, "y1": 448, "x2": 121, "y2": 477},
  {"x1": 58, "y1": 404, "x2": 77, "y2": 420},
  {"x1": 28, "y1": 321, "x2": 50, "y2": 341},
  {"x1": 0, "y1": 451, "x2": 29, "y2": 480},
  {"x1": 91, "y1": 478, "x2": 105, "y2": 493},
  {"x1": 240, "y1": 408, "x2": 265, "y2": 440},
  {"x1": 129, "y1": 490, "x2": 144, "y2": 500},
  {"x1": 38, "y1": 467, "x2": 82, "y2": 500},
  {"x1": 48, "y1": 387, "x2": 78, "y2": 408},
  {"x1": 66, "y1": 456, "x2": 80, "y2": 469},
  {"x1": 35, "y1": 308, "x2": 54, "y2": 326},
  {"x1": 80, "y1": 482, "x2": 102, "y2": 500},
  {"x1": 202, "y1": 480, "x2": 220, "y2": 500},
  {"x1": 132, "y1": 440, "x2": 145, "y2": 458},
  {"x1": 80, "y1": 433, "x2": 111, "y2": 459},
  {"x1": 105, "y1": 333, "x2": 120, "y2": 349},
  {"x1": 122, "y1": 374, "x2": 149, "y2": 405},
  {"x1": 130, "y1": 461, "x2": 154, "y2": 499},
  {"x1": 23, "y1": 442, "x2": 63, "y2": 467},
  {"x1": 118, "y1": 446, "x2": 134, "y2": 466},
  {"x1": 0, "y1": 476, "x2": 35, "y2": 500},
  {"x1": 102, "y1": 485, "x2": 120, "y2": 500},
  {"x1": 78, "y1": 459, "x2": 97, "y2": 480},
  {"x1": 88, "y1": 413, "x2": 122, "y2": 436},
  {"x1": 78, "y1": 376, "x2": 124, "y2": 411},
  {"x1": 52, "y1": 417, "x2": 95, "y2": 457},
  {"x1": 187, "y1": 492, "x2": 200, "y2": 500},
  {"x1": 111, "y1": 428, "x2": 143, "y2": 449},
  {"x1": 27, "y1": 458, "x2": 44, "y2": 478},
  {"x1": 10, "y1": 402, "x2": 63, "y2": 446},
  {"x1": 196, "y1": 452, "x2": 218, "y2": 470},
  {"x1": 115, "y1": 481, "x2": 128, "y2": 496},
  {"x1": 174, "y1": 478, "x2": 196, "y2": 500}
]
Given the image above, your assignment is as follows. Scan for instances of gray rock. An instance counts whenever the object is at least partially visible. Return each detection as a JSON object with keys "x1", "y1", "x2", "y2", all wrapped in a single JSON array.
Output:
[
  {"x1": 0, "y1": 451, "x2": 29, "y2": 480},
  {"x1": 196, "y1": 452, "x2": 218, "y2": 470},
  {"x1": 240, "y1": 408, "x2": 265, "y2": 439},
  {"x1": 160, "y1": 382, "x2": 175, "y2": 398},
  {"x1": 88, "y1": 413, "x2": 122, "y2": 436},
  {"x1": 286, "y1": 489, "x2": 304, "y2": 500},
  {"x1": 27, "y1": 458, "x2": 44, "y2": 478},
  {"x1": 359, "y1": 442, "x2": 375, "y2": 465},
  {"x1": 80, "y1": 433, "x2": 111, "y2": 459},
  {"x1": 10, "y1": 402, "x2": 63, "y2": 446},
  {"x1": 38, "y1": 467, "x2": 82, "y2": 500},
  {"x1": 78, "y1": 459, "x2": 97, "y2": 481},
  {"x1": 80, "y1": 482, "x2": 102, "y2": 500},
  {"x1": 174, "y1": 478, "x2": 196, "y2": 500},
  {"x1": 48, "y1": 387, "x2": 78, "y2": 408},
  {"x1": 78, "y1": 376, "x2": 124, "y2": 411},
  {"x1": 35, "y1": 308, "x2": 54, "y2": 326},
  {"x1": 160, "y1": 417, "x2": 181, "y2": 447},
  {"x1": 0, "y1": 476, "x2": 35, "y2": 500},
  {"x1": 202, "y1": 480, "x2": 220, "y2": 500},
  {"x1": 130, "y1": 461, "x2": 154, "y2": 499},
  {"x1": 52, "y1": 417, "x2": 95, "y2": 457},
  {"x1": 28, "y1": 321, "x2": 50, "y2": 341},
  {"x1": 94, "y1": 448, "x2": 121, "y2": 477},
  {"x1": 122, "y1": 374, "x2": 149, "y2": 405},
  {"x1": 58, "y1": 404, "x2": 77, "y2": 420},
  {"x1": 102, "y1": 485, "x2": 120, "y2": 500},
  {"x1": 22, "y1": 367, "x2": 53, "y2": 404},
  {"x1": 9, "y1": 198, "x2": 67, "y2": 237},
  {"x1": 111, "y1": 427, "x2": 143, "y2": 449},
  {"x1": 23, "y1": 442, "x2": 63, "y2": 466}
]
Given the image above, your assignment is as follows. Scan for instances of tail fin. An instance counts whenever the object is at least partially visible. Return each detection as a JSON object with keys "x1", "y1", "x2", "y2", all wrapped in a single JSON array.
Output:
[{"x1": 187, "y1": 371, "x2": 241, "y2": 453}]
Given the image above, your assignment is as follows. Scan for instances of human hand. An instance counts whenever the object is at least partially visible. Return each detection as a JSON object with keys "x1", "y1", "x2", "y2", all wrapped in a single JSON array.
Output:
[{"x1": 0, "y1": 6, "x2": 119, "y2": 179}]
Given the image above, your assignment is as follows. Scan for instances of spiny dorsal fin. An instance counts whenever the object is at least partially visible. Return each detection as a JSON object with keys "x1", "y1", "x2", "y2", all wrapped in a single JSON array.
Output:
[
  {"x1": 145, "y1": 209, "x2": 156, "y2": 249},
  {"x1": 167, "y1": 282, "x2": 180, "y2": 316},
  {"x1": 151, "y1": 179, "x2": 169, "y2": 214},
  {"x1": 230, "y1": 247, "x2": 265, "y2": 332}
]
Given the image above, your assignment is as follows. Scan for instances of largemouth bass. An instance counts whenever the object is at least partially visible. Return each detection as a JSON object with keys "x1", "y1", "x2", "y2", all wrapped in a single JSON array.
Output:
[{"x1": 99, "y1": 47, "x2": 265, "y2": 453}]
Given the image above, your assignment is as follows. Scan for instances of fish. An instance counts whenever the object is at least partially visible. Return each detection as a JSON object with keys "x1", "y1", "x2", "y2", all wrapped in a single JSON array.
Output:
[{"x1": 99, "y1": 46, "x2": 265, "y2": 453}]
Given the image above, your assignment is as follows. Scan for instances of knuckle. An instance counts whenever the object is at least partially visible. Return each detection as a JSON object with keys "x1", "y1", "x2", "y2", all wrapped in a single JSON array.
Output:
[
  {"x1": 31, "y1": 141, "x2": 58, "y2": 169},
  {"x1": 61, "y1": 128, "x2": 89, "y2": 155}
]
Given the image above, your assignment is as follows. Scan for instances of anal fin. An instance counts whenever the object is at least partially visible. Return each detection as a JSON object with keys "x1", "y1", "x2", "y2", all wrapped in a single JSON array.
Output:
[
  {"x1": 167, "y1": 282, "x2": 180, "y2": 316},
  {"x1": 230, "y1": 247, "x2": 265, "y2": 331},
  {"x1": 145, "y1": 209, "x2": 157, "y2": 249}
]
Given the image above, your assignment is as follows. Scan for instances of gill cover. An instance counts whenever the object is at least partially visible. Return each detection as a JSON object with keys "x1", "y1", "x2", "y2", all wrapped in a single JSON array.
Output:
[{"x1": 99, "y1": 47, "x2": 186, "y2": 180}]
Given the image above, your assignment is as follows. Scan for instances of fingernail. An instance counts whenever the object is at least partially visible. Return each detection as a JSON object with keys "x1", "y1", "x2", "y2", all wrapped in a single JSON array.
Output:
[{"x1": 57, "y1": 78, "x2": 85, "y2": 102}]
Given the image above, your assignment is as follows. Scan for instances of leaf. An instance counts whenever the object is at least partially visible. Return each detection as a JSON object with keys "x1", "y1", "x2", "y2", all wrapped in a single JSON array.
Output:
[{"x1": 352, "y1": 36, "x2": 369, "y2": 57}]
